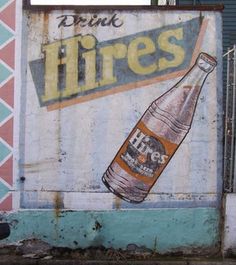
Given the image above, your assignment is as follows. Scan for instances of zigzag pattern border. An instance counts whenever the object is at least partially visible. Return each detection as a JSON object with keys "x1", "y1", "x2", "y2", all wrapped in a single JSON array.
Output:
[{"x1": 0, "y1": 0, "x2": 16, "y2": 211}]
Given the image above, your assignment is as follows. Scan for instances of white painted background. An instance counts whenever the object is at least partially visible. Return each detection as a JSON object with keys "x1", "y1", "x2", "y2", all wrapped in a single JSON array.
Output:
[{"x1": 20, "y1": 10, "x2": 222, "y2": 210}]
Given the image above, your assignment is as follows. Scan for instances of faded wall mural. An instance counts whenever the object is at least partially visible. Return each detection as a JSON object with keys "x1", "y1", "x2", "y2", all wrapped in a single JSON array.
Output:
[{"x1": 19, "y1": 9, "x2": 222, "y2": 210}]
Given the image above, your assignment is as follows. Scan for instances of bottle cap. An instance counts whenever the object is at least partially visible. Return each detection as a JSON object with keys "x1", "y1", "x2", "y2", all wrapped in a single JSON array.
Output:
[{"x1": 197, "y1": 52, "x2": 217, "y2": 73}]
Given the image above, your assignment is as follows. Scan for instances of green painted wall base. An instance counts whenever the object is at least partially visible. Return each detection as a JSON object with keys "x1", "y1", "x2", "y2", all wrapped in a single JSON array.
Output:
[{"x1": 3, "y1": 208, "x2": 220, "y2": 254}]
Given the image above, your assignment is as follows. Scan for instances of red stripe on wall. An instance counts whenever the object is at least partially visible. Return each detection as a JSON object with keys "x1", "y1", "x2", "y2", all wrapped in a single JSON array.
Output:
[
  {"x1": 0, "y1": 78, "x2": 14, "y2": 108},
  {"x1": 0, "y1": 40, "x2": 15, "y2": 69},
  {"x1": 0, "y1": 193, "x2": 12, "y2": 211},
  {"x1": 0, "y1": 156, "x2": 13, "y2": 186},
  {"x1": 0, "y1": 1, "x2": 16, "y2": 31},
  {"x1": 0, "y1": 118, "x2": 13, "y2": 146}
]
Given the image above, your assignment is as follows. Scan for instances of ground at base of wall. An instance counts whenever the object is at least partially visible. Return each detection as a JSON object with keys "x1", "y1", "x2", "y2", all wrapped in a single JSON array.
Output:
[
  {"x1": 0, "y1": 240, "x2": 235, "y2": 265},
  {"x1": 0, "y1": 238, "x2": 221, "y2": 260},
  {"x1": 0, "y1": 256, "x2": 235, "y2": 265}
]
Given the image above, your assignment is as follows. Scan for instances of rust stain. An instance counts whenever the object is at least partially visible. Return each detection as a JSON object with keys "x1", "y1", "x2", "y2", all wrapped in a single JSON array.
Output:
[
  {"x1": 54, "y1": 192, "x2": 63, "y2": 219},
  {"x1": 42, "y1": 12, "x2": 49, "y2": 44},
  {"x1": 114, "y1": 196, "x2": 121, "y2": 210},
  {"x1": 74, "y1": 12, "x2": 81, "y2": 36},
  {"x1": 23, "y1": 160, "x2": 56, "y2": 168}
]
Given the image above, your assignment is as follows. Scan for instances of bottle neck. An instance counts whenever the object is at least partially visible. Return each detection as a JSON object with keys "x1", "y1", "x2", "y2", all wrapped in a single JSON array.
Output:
[
  {"x1": 145, "y1": 53, "x2": 216, "y2": 144},
  {"x1": 176, "y1": 64, "x2": 210, "y2": 89},
  {"x1": 153, "y1": 63, "x2": 212, "y2": 128}
]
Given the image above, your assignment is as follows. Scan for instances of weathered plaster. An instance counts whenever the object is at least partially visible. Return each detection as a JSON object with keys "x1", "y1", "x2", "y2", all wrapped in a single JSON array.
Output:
[{"x1": 3, "y1": 208, "x2": 220, "y2": 254}]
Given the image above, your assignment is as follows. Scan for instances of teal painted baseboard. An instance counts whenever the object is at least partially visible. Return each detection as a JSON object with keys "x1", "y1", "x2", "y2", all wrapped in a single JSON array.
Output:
[{"x1": 3, "y1": 208, "x2": 220, "y2": 254}]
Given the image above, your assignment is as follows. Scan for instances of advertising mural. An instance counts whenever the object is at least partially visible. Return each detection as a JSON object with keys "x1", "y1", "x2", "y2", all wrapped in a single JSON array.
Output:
[{"x1": 20, "y1": 9, "x2": 222, "y2": 210}]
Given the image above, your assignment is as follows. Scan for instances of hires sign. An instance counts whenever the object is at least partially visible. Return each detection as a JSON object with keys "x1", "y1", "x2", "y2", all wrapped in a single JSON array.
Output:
[{"x1": 30, "y1": 17, "x2": 203, "y2": 109}]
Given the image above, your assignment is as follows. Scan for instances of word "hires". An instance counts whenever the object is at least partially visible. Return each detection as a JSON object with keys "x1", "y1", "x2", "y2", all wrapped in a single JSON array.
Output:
[{"x1": 30, "y1": 17, "x2": 202, "y2": 108}]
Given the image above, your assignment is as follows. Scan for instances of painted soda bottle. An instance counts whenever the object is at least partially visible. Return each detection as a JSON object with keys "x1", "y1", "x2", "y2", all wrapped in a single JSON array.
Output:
[{"x1": 102, "y1": 52, "x2": 217, "y2": 203}]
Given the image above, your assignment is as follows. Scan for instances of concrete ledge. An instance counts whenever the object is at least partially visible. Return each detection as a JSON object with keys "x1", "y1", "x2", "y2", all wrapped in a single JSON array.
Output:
[
  {"x1": 223, "y1": 194, "x2": 236, "y2": 257},
  {"x1": 3, "y1": 209, "x2": 220, "y2": 255}
]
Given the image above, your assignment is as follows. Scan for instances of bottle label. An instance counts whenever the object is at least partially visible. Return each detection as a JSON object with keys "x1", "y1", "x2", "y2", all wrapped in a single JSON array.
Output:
[
  {"x1": 120, "y1": 127, "x2": 169, "y2": 178},
  {"x1": 115, "y1": 121, "x2": 178, "y2": 183}
]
